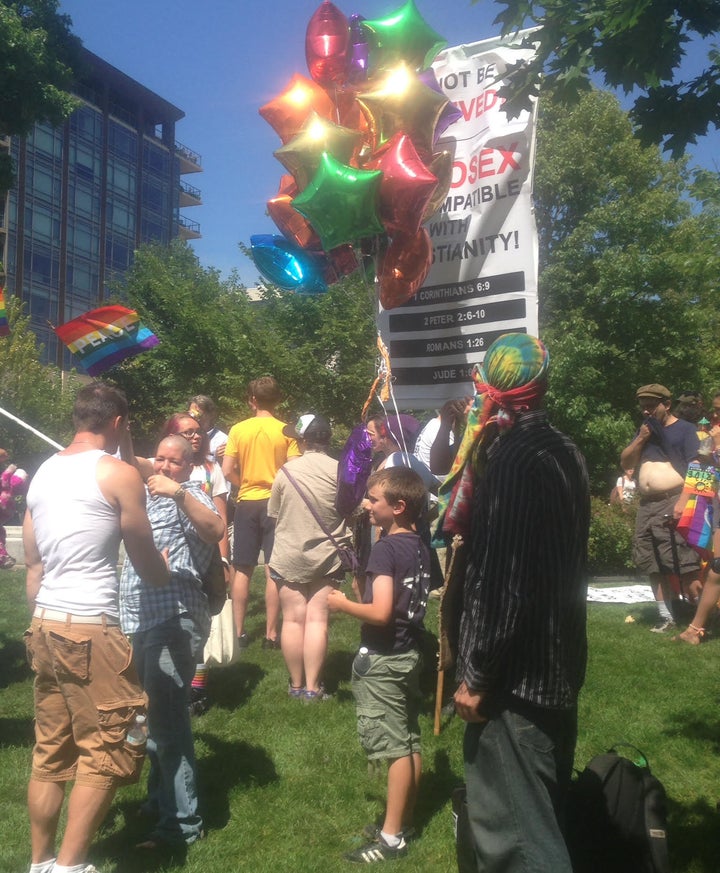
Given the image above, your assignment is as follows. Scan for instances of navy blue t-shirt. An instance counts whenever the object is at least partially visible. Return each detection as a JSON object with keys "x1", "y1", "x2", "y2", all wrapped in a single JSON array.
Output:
[
  {"x1": 639, "y1": 417, "x2": 699, "y2": 477},
  {"x1": 360, "y1": 531, "x2": 430, "y2": 655}
]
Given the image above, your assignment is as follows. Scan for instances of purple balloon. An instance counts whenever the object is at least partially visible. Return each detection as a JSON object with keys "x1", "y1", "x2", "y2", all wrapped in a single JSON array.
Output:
[
  {"x1": 335, "y1": 423, "x2": 373, "y2": 516},
  {"x1": 419, "y1": 68, "x2": 462, "y2": 142},
  {"x1": 347, "y1": 14, "x2": 369, "y2": 84}
]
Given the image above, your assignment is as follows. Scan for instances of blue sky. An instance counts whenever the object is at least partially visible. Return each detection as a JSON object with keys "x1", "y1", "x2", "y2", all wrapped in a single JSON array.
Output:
[{"x1": 59, "y1": 1, "x2": 717, "y2": 288}]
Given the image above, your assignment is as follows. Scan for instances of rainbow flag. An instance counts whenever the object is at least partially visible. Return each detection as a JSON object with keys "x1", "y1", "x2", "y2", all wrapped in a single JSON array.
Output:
[
  {"x1": 0, "y1": 288, "x2": 9, "y2": 337},
  {"x1": 676, "y1": 460, "x2": 718, "y2": 555},
  {"x1": 54, "y1": 305, "x2": 159, "y2": 376}
]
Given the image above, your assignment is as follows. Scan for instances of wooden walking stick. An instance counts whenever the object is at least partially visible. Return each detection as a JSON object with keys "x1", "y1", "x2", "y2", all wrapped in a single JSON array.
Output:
[{"x1": 434, "y1": 534, "x2": 464, "y2": 735}]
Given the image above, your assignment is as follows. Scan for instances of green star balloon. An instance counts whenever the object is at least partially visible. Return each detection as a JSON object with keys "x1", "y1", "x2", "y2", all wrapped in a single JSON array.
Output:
[
  {"x1": 360, "y1": 0, "x2": 447, "y2": 72},
  {"x1": 292, "y1": 152, "x2": 384, "y2": 251}
]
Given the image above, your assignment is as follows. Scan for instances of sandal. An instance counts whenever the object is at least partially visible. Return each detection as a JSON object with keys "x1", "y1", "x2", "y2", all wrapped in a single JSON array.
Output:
[{"x1": 674, "y1": 624, "x2": 705, "y2": 645}]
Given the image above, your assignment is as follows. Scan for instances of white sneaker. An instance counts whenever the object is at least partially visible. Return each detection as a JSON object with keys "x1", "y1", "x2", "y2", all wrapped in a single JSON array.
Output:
[{"x1": 650, "y1": 618, "x2": 677, "y2": 633}]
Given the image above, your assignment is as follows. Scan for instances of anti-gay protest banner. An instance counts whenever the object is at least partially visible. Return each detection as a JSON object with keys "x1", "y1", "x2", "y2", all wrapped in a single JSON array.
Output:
[
  {"x1": 54, "y1": 304, "x2": 159, "y2": 376},
  {"x1": 378, "y1": 30, "x2": 539, "y2": 409}
]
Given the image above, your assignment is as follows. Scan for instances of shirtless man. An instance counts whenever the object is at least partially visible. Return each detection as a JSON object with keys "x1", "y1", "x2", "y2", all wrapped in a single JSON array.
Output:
[{"x1": 621, "y1": 383, "x2": 701, "y2": 632}]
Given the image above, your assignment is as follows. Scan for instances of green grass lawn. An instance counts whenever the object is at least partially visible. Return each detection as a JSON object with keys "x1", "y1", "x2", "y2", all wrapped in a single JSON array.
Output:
[{"x1": 1, "y1": 569, "x2": 718, "y2": 873}]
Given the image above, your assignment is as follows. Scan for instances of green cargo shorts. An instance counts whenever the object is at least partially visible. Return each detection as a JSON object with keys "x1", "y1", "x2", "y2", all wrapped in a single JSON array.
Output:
[{"x1": 351, "y1": 648, "x2": 422, "y2": 761}]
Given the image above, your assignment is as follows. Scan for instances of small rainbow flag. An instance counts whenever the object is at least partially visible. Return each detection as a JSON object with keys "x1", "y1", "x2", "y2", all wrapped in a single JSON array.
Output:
[
  {"x1": 0, "y1": 288, "x2": 9, "y2": 337},
  {"x1": 676, "y1": 460, "x2": 718, "y2": 555},
  {"x1": 54, "y1": 304, "x2": 159, "y2": 376}
]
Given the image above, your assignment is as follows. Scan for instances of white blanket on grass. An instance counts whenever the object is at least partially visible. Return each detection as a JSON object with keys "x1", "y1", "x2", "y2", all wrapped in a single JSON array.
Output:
[{"x1": 587, "y1": 585, "x2": 655, "y2": 603}]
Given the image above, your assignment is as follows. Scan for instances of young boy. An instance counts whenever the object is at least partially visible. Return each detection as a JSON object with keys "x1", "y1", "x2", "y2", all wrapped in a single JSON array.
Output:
[{"x1": 328, "y1": 467, "x2": 431, "y2": 863}]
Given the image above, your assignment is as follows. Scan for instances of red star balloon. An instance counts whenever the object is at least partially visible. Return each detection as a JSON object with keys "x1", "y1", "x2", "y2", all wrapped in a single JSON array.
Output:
[
  {"x1": 259, "y1": 74, "x2": 336, "y2": 144},
  {"x1": 305, "y1": 1, "x2": 350, "y2": 87},
  {"x1": 292, "y1": 152, "x2": 384, "y2": 251},
  {"x1": 364, "y1": 132, "x2": 438, "y2": 236}
]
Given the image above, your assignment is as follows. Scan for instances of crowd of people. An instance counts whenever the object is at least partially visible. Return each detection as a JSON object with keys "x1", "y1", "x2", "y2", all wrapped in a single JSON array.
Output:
[{"x1": 14, "y1": 335, "x2": 716, "y2": 871}]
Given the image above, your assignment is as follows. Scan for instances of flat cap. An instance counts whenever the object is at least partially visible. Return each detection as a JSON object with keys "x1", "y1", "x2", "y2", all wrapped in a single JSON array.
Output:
[{"x1": 635, "y1": 384, "x2": 672, "y2": 401}]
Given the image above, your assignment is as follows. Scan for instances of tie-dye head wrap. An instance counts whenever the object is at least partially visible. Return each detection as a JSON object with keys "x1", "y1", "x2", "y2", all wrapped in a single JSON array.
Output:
[
  {"x1": 435, "y1": 333, "x2": 549, "y2": 540},
  {"x1": 474, "y1": 332, "x2": 549, "y2": 429}
]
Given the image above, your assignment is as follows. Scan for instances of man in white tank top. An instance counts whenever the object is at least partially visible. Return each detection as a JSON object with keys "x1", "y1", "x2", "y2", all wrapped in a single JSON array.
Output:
[{"x1": 23, "y1": 383, "x2": 169, "y2": 873}]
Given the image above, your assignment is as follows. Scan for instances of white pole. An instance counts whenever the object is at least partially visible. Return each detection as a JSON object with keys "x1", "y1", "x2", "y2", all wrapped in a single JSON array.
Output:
[{"x1": 0, "y1": 406, "x2": 64, "y2": 450}]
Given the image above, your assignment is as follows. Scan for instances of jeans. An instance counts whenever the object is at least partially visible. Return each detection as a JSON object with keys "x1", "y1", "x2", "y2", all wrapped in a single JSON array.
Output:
[
  {"x1": 463, "y1": 700, "x2": 576, "y2": 873},
  {"x1": 133, "y1": 613, "x2": 204, "y2": 845}
]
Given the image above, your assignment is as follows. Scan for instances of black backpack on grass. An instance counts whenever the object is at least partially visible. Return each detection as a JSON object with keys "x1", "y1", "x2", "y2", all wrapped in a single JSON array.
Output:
[{"x1": 565, "y1": 745, "x2": 670, "y2": 873}]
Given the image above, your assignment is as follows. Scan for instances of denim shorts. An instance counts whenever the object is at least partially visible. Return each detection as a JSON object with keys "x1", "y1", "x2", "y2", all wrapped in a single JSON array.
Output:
[
  {"x1": 25, "y1": 615, "x2": 146, "y2": 789},
  {"x1": 351, "y1": 648, "x2": 421, "y2": 761}
]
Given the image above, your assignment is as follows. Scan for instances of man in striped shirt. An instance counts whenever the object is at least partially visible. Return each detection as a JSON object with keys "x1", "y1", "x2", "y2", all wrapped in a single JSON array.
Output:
[{"x1": 451, "y1": 334, "x2": 590, "y2": 873}]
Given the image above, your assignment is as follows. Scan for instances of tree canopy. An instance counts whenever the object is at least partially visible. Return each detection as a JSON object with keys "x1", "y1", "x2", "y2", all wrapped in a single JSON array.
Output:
[
  {"x1": 488, "y1": 0, "x2": 720, "y2": 156},
  {"x1": 0, "y1": 0, "x2": 81, "y2": 187},
  {"x1": 0, "y1": 295, "x2": 79, "y2": 467},
  {"x1": 106, "y1": 241, "x2": 377, "y2": 453},
  {"x1": 534, "y1": 88, "x2": 720, "y2": 490}
]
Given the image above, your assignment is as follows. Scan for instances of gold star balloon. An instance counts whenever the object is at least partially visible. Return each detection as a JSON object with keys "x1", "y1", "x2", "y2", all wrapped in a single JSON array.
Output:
[
  {"x1": 292, "y1": 152, "x2": 384, "y2": 251},
  {"x1": 357, "y1": 63, "x2": 449, "y2": 159},
  {"x1": 360, "y1": 0, "x2": 446, "y2": 72},
  {"x1": 274, "y1": 112, "x2": 363, "y2": 192}
]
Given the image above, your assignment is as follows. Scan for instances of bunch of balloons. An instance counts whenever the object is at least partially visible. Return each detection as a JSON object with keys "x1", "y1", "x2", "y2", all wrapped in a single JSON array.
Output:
[{"x1": 251, "y1": 0, "x2": 458, "y2": 307}]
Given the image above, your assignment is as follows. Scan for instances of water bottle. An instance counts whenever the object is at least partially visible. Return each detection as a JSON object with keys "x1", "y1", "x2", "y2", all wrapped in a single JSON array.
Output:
[
  {"x1": 125, "y1": 714, "x2": 148, "y2": 751},
  {"x1": 354, "y1": 646, "x2": 371, "y2": 676}
]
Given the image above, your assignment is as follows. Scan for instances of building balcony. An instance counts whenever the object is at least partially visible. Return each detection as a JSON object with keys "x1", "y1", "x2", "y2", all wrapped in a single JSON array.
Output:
[
  {"x1": 177, "y1": 214, "x2": 201, "y2": 240},
  {"x1": 175, "y1": 140, "x2": 202, "y2": 174},
  {"x1": 179, "y1": 179, "x2": 202, "y2": 207}
]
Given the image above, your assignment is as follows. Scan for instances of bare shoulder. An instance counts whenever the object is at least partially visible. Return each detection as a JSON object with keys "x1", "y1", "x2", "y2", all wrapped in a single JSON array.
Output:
[{"x1": 96, "y1": 454, "x2": 145, "y2": 503}]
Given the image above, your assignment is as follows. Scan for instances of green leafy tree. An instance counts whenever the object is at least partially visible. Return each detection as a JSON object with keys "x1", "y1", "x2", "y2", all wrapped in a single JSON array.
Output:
[
  {"x1": 534, "y1": 89, "x2": 720, "y2": 491},
  {"x1": 0, "y1": 0, "x2": 81, "y2": 188},
  {"x1": 108, "y1": 241, "x2": 378, "y2": 450},
  {"x1": 250, "y1": 272, "x2": 377, "y2": 439},
  {"x1": 488, "y1": 0, "x2": 720, "y2": 155},
  {"x1": 0, "y1": 295, "x2": 79, "y2": 468},
  {"x1": 107, "y1": 241, "x2": 263, "y2": 448}
]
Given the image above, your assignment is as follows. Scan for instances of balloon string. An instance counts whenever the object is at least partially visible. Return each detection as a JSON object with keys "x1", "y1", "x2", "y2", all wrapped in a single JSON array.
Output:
[
  {"x1": 360, "y1": 332, "x2": 393, "y2": 421},
  {"x1": 378, "y1": 348, "x2": 412, "y2": 456}
]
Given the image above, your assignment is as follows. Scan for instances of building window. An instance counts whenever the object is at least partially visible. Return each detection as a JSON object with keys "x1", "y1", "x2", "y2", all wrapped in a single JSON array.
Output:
[{"x1": 109, "y1": 121, "x2": 137, "y2": 160}]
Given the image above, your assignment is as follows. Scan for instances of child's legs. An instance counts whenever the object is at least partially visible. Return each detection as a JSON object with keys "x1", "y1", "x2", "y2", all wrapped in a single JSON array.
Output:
[
  {"x1": 384, "y1": 751, "x2": 422, "y2": 836},
  {"x1": 352, "y1": 650, "x2": 422, "y2": 834}
]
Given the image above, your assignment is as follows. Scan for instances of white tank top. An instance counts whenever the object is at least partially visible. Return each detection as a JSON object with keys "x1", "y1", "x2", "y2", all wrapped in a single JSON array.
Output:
[{"x1": 27, "y1": 450, "x2": 122, "y2": 616}]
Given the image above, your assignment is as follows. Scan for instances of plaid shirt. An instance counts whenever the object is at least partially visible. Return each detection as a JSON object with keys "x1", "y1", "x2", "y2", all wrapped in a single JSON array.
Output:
[{"x1": 120, "y1": 480, "x2": 215, "y2": 637}]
